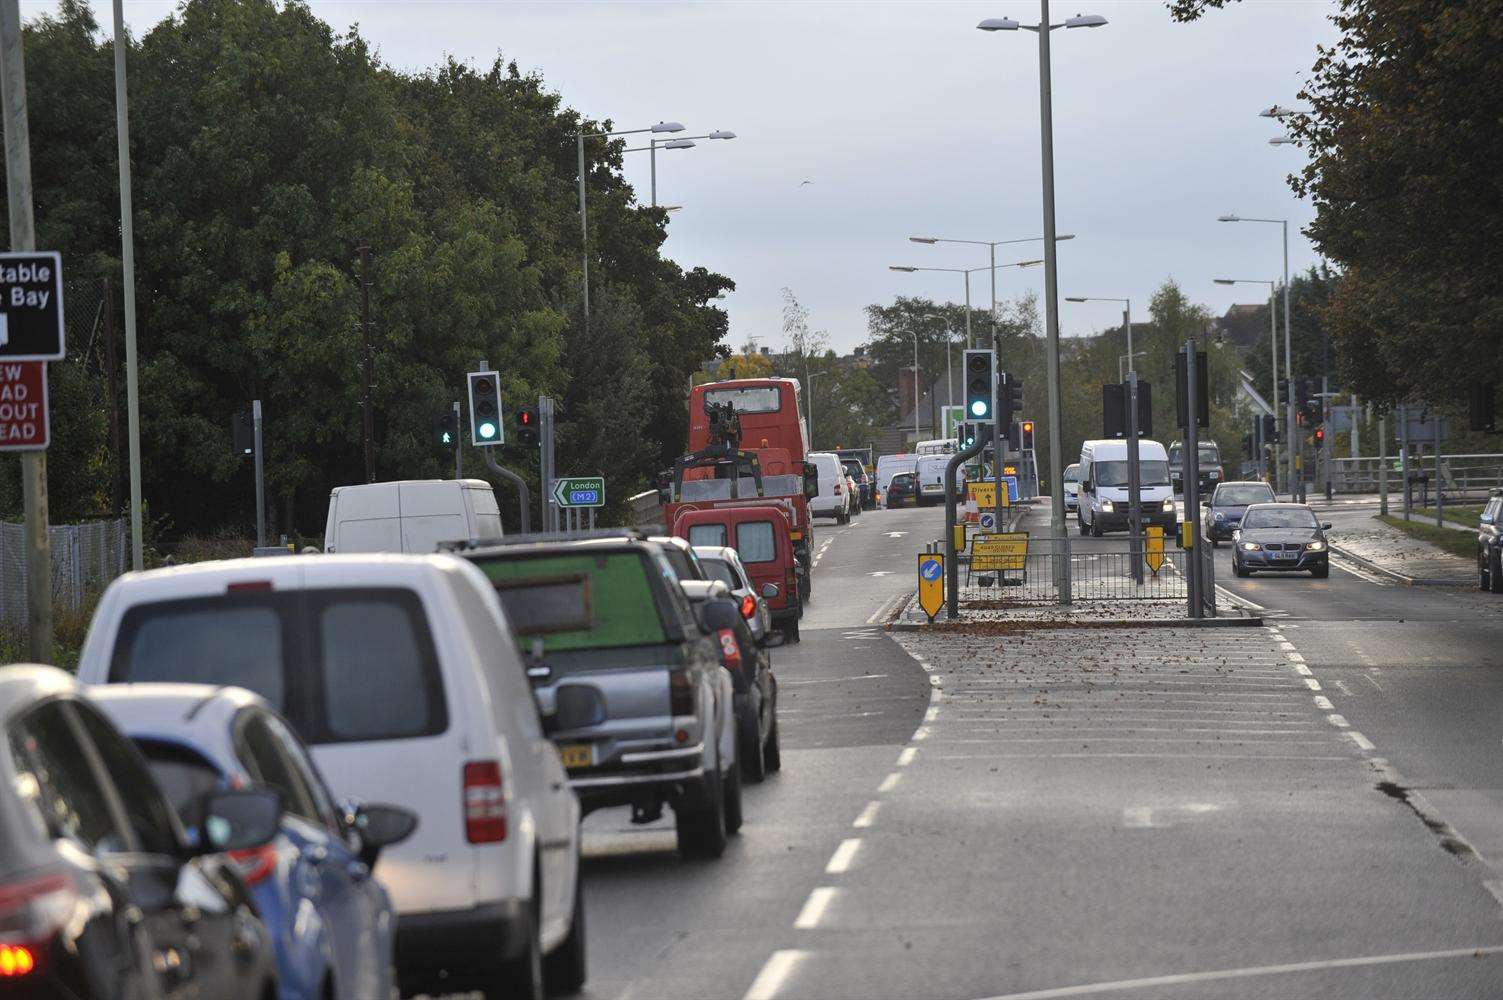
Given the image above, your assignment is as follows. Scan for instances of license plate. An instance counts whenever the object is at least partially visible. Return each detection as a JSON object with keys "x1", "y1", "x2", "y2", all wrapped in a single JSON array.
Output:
[{"x1": 558, "y1": 743, "x2": 594, "y2": 769}]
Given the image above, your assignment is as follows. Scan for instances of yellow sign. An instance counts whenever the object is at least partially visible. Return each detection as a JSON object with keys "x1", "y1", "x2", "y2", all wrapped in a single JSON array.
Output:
[
  {"x1": 966, "y1": 481, "x2": 1010, "y2": 509},
  {"x1": 952, "y1": 522, "x2": 967, "y2": 552},
  {"x1": 918, "y1": 553, "x2": 945, "y2": 622},
  {"x1": 1145, "y1": 524, "x2": 1165, "y2": 574},
  {"x1": 971, "y1": 532, "x2": 1028, "y2": 571}
]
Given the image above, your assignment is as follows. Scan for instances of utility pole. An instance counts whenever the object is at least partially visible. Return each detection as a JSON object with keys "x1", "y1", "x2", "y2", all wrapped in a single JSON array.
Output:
[
  {"x1": 252, "y1": 400, "x2": 265, "y2": 547},
  {"x1": 0, "y1": 0, "x2": 51, "y2": 662},
  {"x1": 1378, "y1": 411, "x2": 1389, "y2": 516},
  {"x1": 452, "y1": 400, "x2": 462, "y2": 481},
  {"x1": 103, "y1": 275, "x2": 122, "y2": 514},
  {"x1": 112, "y1": 0, "x2": 142, "y2": 571},
  {"x1": 359, "y1": 244, "x2": 374, "y2": 483},
  {"x1": 1036, "y1": 0, "x2": 1070, "y2": 604}
]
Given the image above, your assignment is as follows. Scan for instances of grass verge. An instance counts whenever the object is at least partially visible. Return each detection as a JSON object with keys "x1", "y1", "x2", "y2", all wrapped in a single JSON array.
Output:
[
  {"x1": 1376, "y1": 515, "x2": 1475, "y2": 561},
  {"x1": 1412, "y1": 505, "x2": 1483, "y2": 526}
]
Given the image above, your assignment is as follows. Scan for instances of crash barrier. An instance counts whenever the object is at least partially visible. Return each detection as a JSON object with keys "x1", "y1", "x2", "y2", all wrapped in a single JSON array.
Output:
[
  {"x1": 0, "y1": 518, "x2": 128, "y2": 624},
  {"x1": 1330, "y1": 454, "x2": 1503, "y2": 499},
  {"x1": 956, "y1": 533, "x2": 1191, "y2": 604}
]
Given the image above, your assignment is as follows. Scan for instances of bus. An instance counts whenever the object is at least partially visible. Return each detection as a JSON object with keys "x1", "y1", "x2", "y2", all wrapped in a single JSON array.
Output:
[{"x1": 915, "y1": 438, "x2": 958, "y2": 456}]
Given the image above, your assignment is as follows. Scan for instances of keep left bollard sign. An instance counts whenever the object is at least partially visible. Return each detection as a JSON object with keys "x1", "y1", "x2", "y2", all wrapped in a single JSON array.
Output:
[
  {"x1": 918, "y1": 552, "x2": 944, "y2": 622},
  {"x1": 0, "y1": 362, "x2": 49, "y2": 450}
]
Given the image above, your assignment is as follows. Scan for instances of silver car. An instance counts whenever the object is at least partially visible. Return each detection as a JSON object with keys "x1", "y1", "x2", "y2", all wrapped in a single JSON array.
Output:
[{"x1": 693, "y1": 545, "x2": 771, "y2": 643}]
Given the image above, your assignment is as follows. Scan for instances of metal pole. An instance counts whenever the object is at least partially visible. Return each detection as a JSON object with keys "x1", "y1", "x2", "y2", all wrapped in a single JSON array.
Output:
[
  {"x1": 1127, "y1": 370, "x2": 1143, "y2": 585},
  {"x1": 1267, "y1": 283, "x2": 1281, "y2": 496},
  {"x1": 650, "y1": 139, "x2": 657, "y2": 208},
  {"x1": 963, "y1": 271, "x2": 973, "y2": 360},
  {"x1": 1036, "y1": 0, "x2": 1070, "y2": 604},
  {"x1": 359, "y1": 243, "x2": 374, "y2": 483},
  {"x1": 945, "y1": 321, "x2": 954, "y2": 410},
  {"x1": 1399, "y1": 403, "x2": 1410, "y2": 520},
  {"x1": 1183, "y1": 342, "x2": 1203, "y2": 619},
  {"x1": 1124, "y1": 301, "x2": 1134, "y2": 374},
  {"x1": 104, "y1": 276, "x2": 121, "y2": 514},
  {"x1": 1378, "y1": 412, "x2": 1389, "y2": 516},
  {"x1": 1323, "y1": 377, "x2": 1333, "y2": 501},
  {"x1": 0, "y1": 0, "x2": 50, "y2": 661},
  {"x1": 1434, "y1": 412, "x2": 1443, "y2": 528},
  {"x1": 944, "y1": 424, "x2": 993, "y2": 618},
  {"x1": 988, "y1": 243, "x2": 997, "y2": 346},
  {"x1": 577, "y1": 132, "x2": 589, "y2": 329},
  {"x1": 1282, "y1": 222, "x2": 1294, "y2": 504},
  {"x1": 111, "y1": 0, "x2": 142, "y2": 572},
  {"x1": 912, "y1": 331, "x2": 920, "y2": 444},
  {"x1": 452, "y1": 400, "x2": 461, "y2": 480},
  {"x1": 252, "y1": 399, "x2": 265, "y2": 547},
  {"x1": 483, "y1": 449, "x2": 530, "y2": 535}
]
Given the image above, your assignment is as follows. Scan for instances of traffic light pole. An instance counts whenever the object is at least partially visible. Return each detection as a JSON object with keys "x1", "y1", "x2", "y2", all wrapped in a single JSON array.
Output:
[
  {"x1": 1127, "y1": 371, "x2": 1143, "y2": 585},
  {"x1": 452, "y1": 400, "x2": 461, "y2": 480},
  {"x1": 945, "y1": 424, "x2": 993, "y2": 619},
  {"x1": 540, "y1": 395, "x2": 557, "y2": 532},
  {"x1": 253, "y1": 399, "x2": 266, "y2": 548},
  {"x1": 483, "y1": 449, "x2": 529, "y2": 535}
]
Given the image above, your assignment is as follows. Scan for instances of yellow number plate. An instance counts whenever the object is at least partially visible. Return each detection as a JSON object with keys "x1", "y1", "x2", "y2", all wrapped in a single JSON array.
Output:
[{"x1": 558, "y1": 744, "x2": 594, "y2": 769}]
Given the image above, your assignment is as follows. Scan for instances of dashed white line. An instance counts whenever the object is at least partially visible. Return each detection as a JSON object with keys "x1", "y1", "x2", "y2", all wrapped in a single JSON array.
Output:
[
  {"x1": 877, "y1": 771, "x2": 903, "y2": 792},
  {"x1": 911, "y1": 727, "x2": 930, "y2": 741},
  {"x1": 852, "y1": 801, "x2": 880, "y2": 828},
  {"x1": 744, "y1": 949, "x2": 806, "y2": 1000},
  {"x1": 1313, "y1": 695, "x2": 1334, "y2": 710},
  {"x1": 1346, "y1": 731, "x2": 1375, "y2": 751},
  {"x1": 897, "y1": 747, "x2": 917, "y2": 767},
  {"x1": 1304, "y1": 678, "x2": 1322, "y2": 691},
  {"x1": 925, "y1": 706, "x2": 940, "y2": 722},
  {"x1": 825, "y1": 838, "x2": 862, "y2": 874},
  {"x1": 793, "y1": 887, "x2": 837, "y2": 929},
  {"x1": 1293, "y1": 663, "x2": 1313, "y2": 676},
  {"x1": 1326, "y1": 713, "x2": 1350, "y2": 728}
]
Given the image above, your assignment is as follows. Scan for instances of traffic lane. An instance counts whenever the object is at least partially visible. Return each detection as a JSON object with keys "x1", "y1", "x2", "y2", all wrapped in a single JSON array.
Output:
[{"x1": 804, "y1": 502, "x2": 943, "y2": 631}]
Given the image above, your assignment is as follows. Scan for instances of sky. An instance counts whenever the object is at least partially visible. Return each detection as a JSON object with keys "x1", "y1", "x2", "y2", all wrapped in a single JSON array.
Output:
[{"x1": 42, "y1": 0, "x2": 1338, "y2": 354}]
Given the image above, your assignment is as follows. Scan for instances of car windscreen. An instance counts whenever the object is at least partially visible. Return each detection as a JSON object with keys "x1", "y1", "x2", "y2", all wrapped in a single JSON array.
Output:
[
  {"x1": 1064, "y1": 465, "x2": 1080, "y2": 483},
  {"x1": 699, "y1": 557, "x2": 740, "y2": 589},
  {"x1": 658, "y1": 546, "x2": 697, "y2": 581},
  {"x1": 478, "y1": 550, "x2": 671, "y2": 654},
  {"x1": 1215, "y1": 485, "x2": 1276, "y2": 506},
  {"x1": 736, "y1": 521, "x2": 778, "y2": 564},
  {"x1": 107, "y1": 588, "x2": 447, "y2": 745},
  {"x1": 1093, "y1": 460, "x2": 1170, "y2": 487},
  {"x1": 1241, "y1": 508, "x2": 1319, "y2": 530}
]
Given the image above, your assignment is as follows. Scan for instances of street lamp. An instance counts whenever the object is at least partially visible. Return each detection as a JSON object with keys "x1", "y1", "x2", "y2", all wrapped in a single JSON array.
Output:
[
  {"x1": 980, "y1": 4, "x2": 1105, "y2": 603},
  {"x1": 1268, "y1": 136, "x2": 1298, "y2": 146},
  {"x1": 1218, "y1": 213, "x2": 1294, "y2": 497},
  {"x1": 909, "y1": 234, "x2": 1074, "y2": 340},
  {"x1": 576, "y1": 120, "x2": 683, "y2": 332},
  {"x1": 624, "y1": 130, "x2": 736, "y2": 207},
  {"x1": 1064, "y1": 295, "x2": 1133, "y2": 372},
  {"x1": 1214, "y1": 277, "x2": 1282, "y2": 492}
]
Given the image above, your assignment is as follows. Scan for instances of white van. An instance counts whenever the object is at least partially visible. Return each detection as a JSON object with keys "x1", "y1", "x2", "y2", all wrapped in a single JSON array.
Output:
[
  {"x1": 76, "y1": 555, "x2": 584, "y2": 998},
  {"x1": 324, "y1": 479, "x2": 502, "y2": 554},
  {"x1": 915, "y1": 454, "x2": 954, "y2": 506},
  {"x1": 808, "y1": 451, "x2": 850, "y2": 523},
  {"x1": 1077, "y1": 439, "x2": 1178, "y2": 538},
  {"x1": 875, "y1": 454, "x2": 918, "y2": 500}
]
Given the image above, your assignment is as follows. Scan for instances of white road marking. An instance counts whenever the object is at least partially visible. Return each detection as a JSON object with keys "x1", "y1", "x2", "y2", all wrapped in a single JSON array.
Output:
[
  {"x1": 867, "y1": 571, "x2": 892, "y2": 577},
  {"x1": 885, "y1": 531, "x2": 907, "y2": 538},
  {"x1": 1304, "y1": 678, "x2": 1322, "y2": 691},
  {"x1": 925, "y1": 706, "x2": 940, "y2": 722},
  {"x1": 1286, "y1": 651, "x2": 1306, "y2": 663},
  {"x1": 912, "y1": 727, "x2": 930, "y2": 741},
  {"x1": 971, "y1": 945, "x2": 1503, "y2": 1000},
  {"x1": 744, "y1": 949, "x2": 806, "y2": 1000},
  {"x1": 1313, "y1": 695, "x2": 1334, "y2": 710},
  {"x1": 1346, "y1": 731, "x2": 1375, "y2": 751},
  {"x1": 897, "y1": 747, "x2": 917, "y2": 766},
  {"x1": 853, "y1": 801, "x2": 880, "y2": 828},
  {"x1": 1331, "y1": 556, "x2": 1390, "y2": 585},
  {"x1": 1327, "y1": 714, "x2": 1350, "y2": 728},
  {"x1": 1123, "y1": 806, "x2": 1155, "y2": 828},
  {"x1": 781, "y1": 673, "x2": 889, "y2": 686},
  {"x1": 1293, "y1": 663, "x2": 1313, "y2": 676},
  {"x1": 825, "y1": 838, "x2": 862, "y2": 874},
  {"x1": 792, "y1": 888, "x2": 836, "y2": 929},
  {"x1": 1484, "y1": 880, "x2": 1503, "y2": 909},
  {"x1": 877, "y1": 771, "x2": 903, "y2": 792}
]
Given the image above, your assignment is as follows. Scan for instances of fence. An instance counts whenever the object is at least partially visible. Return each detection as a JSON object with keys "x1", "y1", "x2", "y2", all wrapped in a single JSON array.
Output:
[
  {"x1": 955, "y1": 535, "x2": 1192, "y2": 605},
  {"x1": 0, "y1": 519, "x2": 128, "y2": 626},
  {"x1": 1330, "y1": 454, "x2": 1503, "y2": 499}
]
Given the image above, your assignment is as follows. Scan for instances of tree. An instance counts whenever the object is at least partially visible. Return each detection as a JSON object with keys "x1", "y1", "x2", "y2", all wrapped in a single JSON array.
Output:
[{"x1": 716, "y1": 344, "x2": 774, "y2": 381}]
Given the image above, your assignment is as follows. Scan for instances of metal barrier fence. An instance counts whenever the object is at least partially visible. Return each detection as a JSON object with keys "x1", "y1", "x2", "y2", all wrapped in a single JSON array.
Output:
[
  {"x1": 956, "y1": 535, "x2": 1190, "y2": 604},
  {"x1": 0, "y1": 519, "x2": 128, "y2": 625},
  {"x1": 1331, "y1": 454, "x2": 1503, "y2": 499}
]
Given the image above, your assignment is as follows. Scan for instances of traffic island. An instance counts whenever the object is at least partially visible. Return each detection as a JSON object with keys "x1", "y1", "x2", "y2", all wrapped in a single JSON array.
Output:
[{"x1": 887, "y1": 591, "x2": 1261, "y2": 631}]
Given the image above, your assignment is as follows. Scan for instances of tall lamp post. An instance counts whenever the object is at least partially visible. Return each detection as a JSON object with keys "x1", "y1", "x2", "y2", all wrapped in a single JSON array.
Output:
[
  {"x1": 576, "y1": 120, "x2": 684, "y2": 334},
  {"x1": 980, "y1": 5, "x2": 1106, "y2": 605},
  {"x1": 909, "y1": 233, "x2": 1074, "y2": 339},
  {"x1": 624, "y1": 130, "x2": 736, "y2": 207},
  {"x1": 1064, "y1": 295, "x2": 1132, "y2": 369},
  {"x1": 1218, "y1": 213, "x2": 1293, "y2": 495},
  {"x1": 1214, "y1": 278, "x2": 1281, "y2": 492}
]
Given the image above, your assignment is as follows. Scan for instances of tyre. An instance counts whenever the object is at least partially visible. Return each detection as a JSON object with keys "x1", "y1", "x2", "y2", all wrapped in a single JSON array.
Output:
[
  {"x1": 1090, "y1": 516, "x2": 1103, "y2": 538},
  {"x1": 763, "y1": 712, "x2": 782, "y2": 773},
  {"x1": 1491, "y1": 549, "x2": 1503, "y2": 594},
  {"x1": 1311, "y1": 562, "x2": 1329, "y2": 579},
  {"x1": 487, "y1": 901, "x2": 544, "y2": 1000},
  {"x1": 1233, "y1": 558, "x2": 1248, "y2": 578},
  {"x1": 543, "y1": 867, "x2": 587, "y2": 996},
  {"x1": 783, "y1": 619, "x2": 800, "y2": 644},
  {"x1": 676, "y1": 750, "x2": 728, "y2": 860},
  {"x1": 722, "y1": 754, "x2": 744, "y2": 835},
  {"x1": 739, "y1": 701, "x2": 767, "y2": 783},
  {"x1": 836, "y1": 508, "x2": 848, "y2": 525}
]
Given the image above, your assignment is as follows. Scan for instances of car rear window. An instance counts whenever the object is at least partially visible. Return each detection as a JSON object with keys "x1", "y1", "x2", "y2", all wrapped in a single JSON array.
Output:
[
  {"x1": 476, "y1": 551, "x2": 670, "y2": 654},
  {"x1": 700, "y1": 557, "x2": 740, "y2": 589},
  {"x1": 687, "y1": 523, "x2": 728, "y2": 548},
  {"x1": 108, "y1": 588, "x2": 447, "y2": 746},
  {"x1": 737, "y1": 522, "x2": 777, "y2": 564}
]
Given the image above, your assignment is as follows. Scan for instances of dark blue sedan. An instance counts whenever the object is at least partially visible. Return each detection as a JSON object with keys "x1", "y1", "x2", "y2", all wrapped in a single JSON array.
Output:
[{"x1": 1203, "y1": 481, "x2": 1277, "y2": 546}]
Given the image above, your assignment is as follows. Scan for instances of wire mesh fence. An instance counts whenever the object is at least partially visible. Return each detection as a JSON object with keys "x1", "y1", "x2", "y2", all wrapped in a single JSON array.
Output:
[
  {"x1": 0, "y1": 519, "x2": 127, "y2": 625},
  {"x1": 957, "y1": 535, "x2": 1190, "y2": 605}
]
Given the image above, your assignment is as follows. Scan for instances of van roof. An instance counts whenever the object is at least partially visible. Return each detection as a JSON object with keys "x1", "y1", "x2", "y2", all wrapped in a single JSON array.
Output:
[
  {"x1": 330, "y1": 479, "x2": 492, "y2": 493},
  {"x1": 101, "y1": 553, "x2": 468, "y2": 602}
]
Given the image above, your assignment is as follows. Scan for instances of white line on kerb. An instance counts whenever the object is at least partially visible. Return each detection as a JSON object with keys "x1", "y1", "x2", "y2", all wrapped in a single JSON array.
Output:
[
  {"x1": 1347, "y1": 731, "x2": 1375, "y2": 751},
  {"x1": 853, "y1": 801, "x2": 880, "y2": 828},
  {"x1": 1304, "y1": 678, "x2": 1322, "y2": 691},
  {"x1": 825, "y1": 838, "x2": 861, "y2": 874},
  {"x1": 971, "y1": 945, "x2": 1503, "y2": 1000},
  {"x1": 793, "y1": 888, "x2": 836, "y2": 929},
  {"x1": 925, "y1": 706, "x2": 940, "y2": 722},
  {"x1": 744, "y1": 949, "x2": 806, "y2": 1000},
  {"x1": 897, "y1": 747, "x2": 917, "y2": 767},
  {"x1": 912, "y1": 727, "x2": 930, "y2": 741},
  {"x1": 1313, "y1": 695, "x2": 1334, "y2": 710},
  {"x1": 1286, "y1": 651, "x2": 1306, "y2": 663},
  {"x1": 878, "y1": 771, "x2": 903, "y2": 792}
]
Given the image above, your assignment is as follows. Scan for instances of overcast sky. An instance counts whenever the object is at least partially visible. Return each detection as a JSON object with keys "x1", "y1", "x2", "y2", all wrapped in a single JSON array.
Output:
[{"x1": 44, "y1": 0, "x2": 1337, "y2": 354}]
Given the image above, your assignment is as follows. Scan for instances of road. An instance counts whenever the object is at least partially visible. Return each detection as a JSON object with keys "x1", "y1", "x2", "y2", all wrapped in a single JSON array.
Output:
[{"x1": 574, "y1": 500, "x2": 1503, "y2": 999}]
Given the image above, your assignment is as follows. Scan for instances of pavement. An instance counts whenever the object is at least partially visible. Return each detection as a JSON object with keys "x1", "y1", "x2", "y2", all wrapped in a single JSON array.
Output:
[{"x1": 1307, "y1": 496, "x2": 1474, "y2": 586}]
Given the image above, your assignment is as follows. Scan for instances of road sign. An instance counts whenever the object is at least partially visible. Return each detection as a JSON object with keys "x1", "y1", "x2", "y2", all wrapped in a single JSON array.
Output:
[
  {"x1": 978, "y1": 511, "x2": 996, "y2": 531},
  {"x1": 0, "y1": 361, "x2": 48, "y2": 451},
  {"x1": 971, "y1": 532, "x2": 1028, "y2": 572},
  {"x1": 0, "y1": 252, "x2": 63, "y2": 361},
  {"x1": 1145, "y1": 524, "x2": 1165, "y2": 575},
  {"x1": 553, "y1": 476, "x2": 605, "y2": 508},
  {"x1": 917, "y1": 552, "x2": 944, "y2": 622},
  {"x1": 942, "y1": 405, "x2": 965, "y2": 440}
]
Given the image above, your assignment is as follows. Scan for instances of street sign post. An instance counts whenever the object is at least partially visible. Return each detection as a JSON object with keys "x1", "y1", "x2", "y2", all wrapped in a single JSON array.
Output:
[
  {"x1": 553, "y1": 476, "x2": 605, "y2": 509},
  {"x1": 0, "y1": 360, "x2": 47, "y2": 450},
  {"x1": 0, "y1": 251, "x2": 63, "y2": 360}
]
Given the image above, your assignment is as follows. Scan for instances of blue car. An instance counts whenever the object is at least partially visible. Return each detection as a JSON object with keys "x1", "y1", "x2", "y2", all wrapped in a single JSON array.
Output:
[{"x1": 91, "y1": 684, "x2": 417, "y2": 1000}]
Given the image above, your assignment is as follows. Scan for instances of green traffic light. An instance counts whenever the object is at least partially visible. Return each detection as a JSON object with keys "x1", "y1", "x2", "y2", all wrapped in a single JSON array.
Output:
[
  {"x1": 441, "y1": 432, "x2": 452, "y2": 444},
  {"x1": 478, "y1": 421, "x2": 498, "y2": 440}
]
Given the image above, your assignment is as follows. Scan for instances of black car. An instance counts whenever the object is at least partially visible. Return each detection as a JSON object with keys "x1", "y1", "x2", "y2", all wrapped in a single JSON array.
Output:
[
  {"x1": 1231, "y1": 503, "x2": 1331, "y2": 578},
  {"x1": 886, "y1": 472, "x2": 917, "y2": 508},
  {"x1": 842, "y1": 459, "x2": 874, "y2": 510},
  {"x1": 0, "y1": 665, "x2": 281, "y2": 1000},
  {"x1": 1203, "y1": 481, "x2": 1277, "y2": 546},
  {"x1": 1478, "y1": 489, "x2": 1503, "y2": 592},
  {"x1": 683, "y1": 581, "x2": 782, "y2": 784}
]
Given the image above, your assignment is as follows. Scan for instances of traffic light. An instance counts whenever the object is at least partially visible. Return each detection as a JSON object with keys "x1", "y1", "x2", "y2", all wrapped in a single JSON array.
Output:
[
  {"x1": 467, "y1": 370, "x2": 503, "y2": 446},
  {"x1": 963, "y1": 349, "x2": 996, "y2": 421},
  {"x1": 1260, "y1": 413, "x2": 1279, "y2": 444},
  {"x1": 1313, "y1": 426, "x2": 1326, "y2": 447},
  {"x1": 231, "y1": 410, "x2": 254, "y2": 458},
  {"x1": 957, "y1": 421, "x2": 978, "y2": 449},
  {"x1": 515, "y1": 405, "x2": 539, "y2": 447},
  {"x1": 1020, "y1": 419, "x2": 1034, "y2": 450},
  {"x1": 433, "y1": 410, "x2": 457, "y2": 446}
]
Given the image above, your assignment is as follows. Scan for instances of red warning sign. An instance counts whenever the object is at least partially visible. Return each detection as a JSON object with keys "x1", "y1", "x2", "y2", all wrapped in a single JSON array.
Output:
[{"x1": 0, "y1": 361, "x2": 49, "y2": 451}]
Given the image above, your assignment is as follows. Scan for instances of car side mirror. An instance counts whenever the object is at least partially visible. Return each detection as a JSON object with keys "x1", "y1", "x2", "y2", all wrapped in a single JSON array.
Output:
[
  {"x1": 760, "y1": 631, "x2": 786, "y2": 648},
  {"x1": 195, "y1": 789, "x2": 281, "y2": 856},
  {"x1": 761, "y1": 582, "x2": 780, "y2": 599},
  {"x1": 1322, "y1": 523, "x2": 1332, "y2": 531},
  {"x1": 353, "y1": 803, "x2": 419, "y2": 869},
  {"x1": 1200, "y1": 499, "x2": 1211, "y2": 507},
  {"x1": 803, "y1": 466, "x2": 820, "y2": 499}
]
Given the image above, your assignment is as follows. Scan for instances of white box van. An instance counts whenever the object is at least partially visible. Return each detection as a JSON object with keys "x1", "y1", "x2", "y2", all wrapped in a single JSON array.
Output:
[
  {"x1": 807, "y1": 452, "x2": 850, "y2": 523},
  {"x1": 76, "y1": 555, "x2": 584, "y2": 998},
  {"x1": 324, "y1": 480, "x2": 502, "y2": 554},
  {"x1": 1077, "y1": 439, "x2": 1179, "y2": 538},
  {"x1": 875, "y1": 454, "x2": 917, "y2": 500},
  {"x1": 914, "y1": 455, "x2": 953, "y2": 507}
]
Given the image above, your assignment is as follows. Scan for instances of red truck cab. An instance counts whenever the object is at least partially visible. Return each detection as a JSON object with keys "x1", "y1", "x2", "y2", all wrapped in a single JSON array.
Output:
[{"x1": 673, "y1": 505, "x2": 803, "y2": 644}]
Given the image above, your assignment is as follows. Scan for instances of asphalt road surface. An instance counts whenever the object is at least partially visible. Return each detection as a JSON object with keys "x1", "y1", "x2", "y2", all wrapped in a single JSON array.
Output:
[{"x1": 575, "y1": 500, "x2": 1503, "y2": 999}]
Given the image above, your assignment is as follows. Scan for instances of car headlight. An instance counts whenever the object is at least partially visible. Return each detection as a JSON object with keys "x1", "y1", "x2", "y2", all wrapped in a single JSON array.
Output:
[
  {"x1": 1241, "y1": 542, "x2": 1261, "y2": 551},
  {"x1": 1305, "y1": 540, "x2": 1326, "y2": 551},
  {"x1": 1100, "y1": 500, "x2": 1114, "y2": 512},
  {"x1": 1163, "y1": 499, "x2": 1175, "y2": 512},
  {"x1": 1213, "y1": 511, "x2": 1224, "y2": 520}
]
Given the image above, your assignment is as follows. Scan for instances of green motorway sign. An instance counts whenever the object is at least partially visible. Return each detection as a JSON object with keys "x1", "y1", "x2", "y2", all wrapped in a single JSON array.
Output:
[{"x1": 553, "y1": 476, "x2": 605, "y2": 508}]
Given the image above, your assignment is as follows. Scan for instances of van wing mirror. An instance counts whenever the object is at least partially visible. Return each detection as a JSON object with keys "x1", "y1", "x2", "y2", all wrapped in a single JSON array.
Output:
[{"x1": 803, "y1": 465, "x2": 819, "y2": 499}]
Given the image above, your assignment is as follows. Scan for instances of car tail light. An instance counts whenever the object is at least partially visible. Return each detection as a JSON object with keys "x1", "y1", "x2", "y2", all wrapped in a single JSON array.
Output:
[
  {"x1": 834, "y1": 483, "x2": 842, "y2": 494},
  {"x1": 463, "y1": 761, "x2": 507, "y2": 843},
  {"x1": 228, "y1": 844, "x2": 278, "y2": 885},
  {"x1": 716, "y1": 628, "x2": 743, "y2": 674},
  {"x1": 0, "y1": 871, "x2": 75, "y2": 977},
  {"x1": 669, "y1": 668, "x2": 695, "y2": 717},
  {"x1": 739, "y1": 594, "x2": 757, "y2": 619},
  {"x1": 227, "y1": 580, "x2": 273, "y2": 592}
]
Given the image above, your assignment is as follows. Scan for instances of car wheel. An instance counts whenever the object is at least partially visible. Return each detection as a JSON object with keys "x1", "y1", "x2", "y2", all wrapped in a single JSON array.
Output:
[
  {"x1": 543, "y1": 864, "x2": 587, "y2": 996},
  {"x1": 1311, "y1": 562, "x2": 1329, "y2": 579},
  {"x1": 1090, "y1": 516, "x2": 1103, "y2": 538},
  {"x1": 740, "y1": 701, "x2": 767, "y2": 783},
  {"x1": 1491, "y1": 548, "x2": 1503, "y2": 594},
  {"x1": 488, "y1": 900, "x2": 544, "y2": 1000},
  {"x1": 723, "y1": 752, "x2": 744, "y2": 835},
  {"x1": 763, "y1": 711, "x2": 782, "y2": 773},
  {"x1": 676, "y1": 748, "x2": 728, "y2": 860},
  {"x1": 1232, "y1": 557, "x2": 1247, "y2": 578}
]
